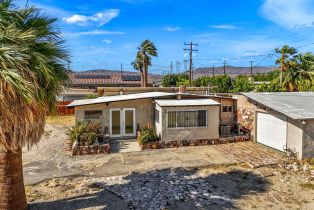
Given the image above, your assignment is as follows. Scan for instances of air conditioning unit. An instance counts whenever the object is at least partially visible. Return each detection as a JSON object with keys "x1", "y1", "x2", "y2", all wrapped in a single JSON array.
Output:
[{"x1": 220, "y1": 125, "x2": 231, "y2": 137}]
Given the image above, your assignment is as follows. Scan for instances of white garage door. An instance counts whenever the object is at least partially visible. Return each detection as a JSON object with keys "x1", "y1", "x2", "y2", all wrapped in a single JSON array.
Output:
[{"x1": 257, "y1": 112, "x2": 287, "y2": 151}]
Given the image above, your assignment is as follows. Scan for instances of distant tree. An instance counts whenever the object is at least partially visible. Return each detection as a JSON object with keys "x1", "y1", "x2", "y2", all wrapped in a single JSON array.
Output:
[
  {"x1": 193, "y1": 76, "x2": 212, "y2": 87},
  {"x1": 255, "y1": 82, "x2": 284, "y2": 92},
  {"x1": 210, "y1": 75, "x2": 232, "y2": 93},
  {"x1": 253, "y1": 70, "x2": 280, "y2": 82},
  {"x1": 232, "y1": 75, "x2": 254, "y2": 92},
  {"x1": 84, "y1": 94, "x2": 97, "y2": 99},
  {"x1": 162, "y1": 73, "x2": 188, "y2": 87},
  {"x1": 135, "y1": 40, "x2": 158, "y2": 87}
]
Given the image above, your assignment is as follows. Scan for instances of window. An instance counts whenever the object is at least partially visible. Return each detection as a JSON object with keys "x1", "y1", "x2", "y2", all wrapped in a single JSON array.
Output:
[
  {"x1": 167, "y1": 110, "x2": 207, "y2": 129},
  {"x1": 222, "y1": 106, "x2": 233, "y2": 113},
  {"x1": 84, "y1": 110, "x2": 103, "y2": 122}
]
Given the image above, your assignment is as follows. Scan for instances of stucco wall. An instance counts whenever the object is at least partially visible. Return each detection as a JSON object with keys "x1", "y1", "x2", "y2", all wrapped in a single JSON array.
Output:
[
  {"x1": 75, "y1": 99, "x2": 154, "y2": 133},
  {"x1": 155, "y1": 104, "x2": 162, "y2": 138},
  {"x1": 160, "y1": 105, "x2": 220, "y2": 142},
  {"x1": 302, "y1": 120, "x2": 314, "y2": 158},
  {"x1": 210, "y1": 97, "x2": 235, "y2": 127},
  {"x1": 287, "y1": 118, "x2": 303, "y2": 158}
]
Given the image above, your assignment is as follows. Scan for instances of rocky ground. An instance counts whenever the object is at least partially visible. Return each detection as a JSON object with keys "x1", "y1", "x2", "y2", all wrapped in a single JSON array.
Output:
[{"x1": 24, "y1": 116, "x2": 314, "y2": 210}]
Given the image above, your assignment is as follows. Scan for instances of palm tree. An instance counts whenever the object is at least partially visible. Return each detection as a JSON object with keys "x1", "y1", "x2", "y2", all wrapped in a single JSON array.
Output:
[
  {"x1": 0, "y1": 1, "x2": 69, "y2": 209},
  {"x1": 282, "y1": 53, "x2": 314, "y2": 91},
  {"x1": 135, "y1": 40, "x2": 157, "y2": 87},
  {"x1": 131, "y1": 55, "x2": 144, "y2": 87},
  {"x1": 275, "y1": 45, "x2": 297, "y2": 87}
]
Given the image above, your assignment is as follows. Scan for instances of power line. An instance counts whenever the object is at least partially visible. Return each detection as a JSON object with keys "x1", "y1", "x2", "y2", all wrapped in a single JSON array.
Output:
[{"x1": 184, "y1": 42, "x2": 198, "y2": 87}]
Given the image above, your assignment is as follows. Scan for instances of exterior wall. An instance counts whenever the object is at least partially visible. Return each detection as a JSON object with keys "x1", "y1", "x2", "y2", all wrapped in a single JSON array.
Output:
[
  {"x1": 287, "y1": 118, "x2": 303, "y2": 158},
  {"x1": 209, "y1": 97, "x2": 236, "y2": 127},
  {"x1": 236, "y1": 94, "x2": 313, "y2": 159},
  {"x1": 160, "y1": 105, "x2": 220, "y2": 142},
  {"x1": 155, "y1": 104, "x2": 162, "y2": 139},
  {"x1": 302, "y1": 120, "x2": 314, "y2": 158},
  {"x1": 75, "y1": 99, "x2": 154, "y2": 135}
]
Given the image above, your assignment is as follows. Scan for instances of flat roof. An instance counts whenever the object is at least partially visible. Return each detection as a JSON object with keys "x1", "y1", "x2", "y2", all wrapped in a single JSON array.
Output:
[
  {"x1": 242, "y1": 92, "x2": 314, "y2": 120},
  {"x1": 68, "y1": 92, "x2": 178, "y2": 107},
  {"x1": 155, "y1": 99, "x2": 220, "y2": 107}
]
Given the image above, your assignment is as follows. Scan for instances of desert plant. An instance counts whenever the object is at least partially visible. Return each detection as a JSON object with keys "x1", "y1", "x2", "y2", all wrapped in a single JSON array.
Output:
[{"x1": 138, "y1": 124, "x2": 158, "y2": 145}]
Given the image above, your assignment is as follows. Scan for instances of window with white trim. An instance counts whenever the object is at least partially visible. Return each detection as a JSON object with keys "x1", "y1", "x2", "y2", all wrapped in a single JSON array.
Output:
[
  {"x1": 167, "y1": 109, "x2": 207, "y2": 129},
  {"x1": 84, "y1": 110, "x2": 103, "y2": 122}
]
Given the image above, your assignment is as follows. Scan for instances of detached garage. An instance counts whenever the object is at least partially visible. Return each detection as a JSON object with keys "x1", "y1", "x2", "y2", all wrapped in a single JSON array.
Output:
[{"x1": 237, "y1": 92, "x2": 314, "y2": 159}]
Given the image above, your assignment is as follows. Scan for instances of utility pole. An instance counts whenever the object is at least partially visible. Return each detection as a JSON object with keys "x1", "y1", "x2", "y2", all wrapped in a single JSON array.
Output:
[
  {"x1": 212, "y1": 65, "x2": 215, "y2": 77},
  {"x1": 250, "y1": 61, "x2": 254, "y2": 83},
  {"x1": 223, "y1": 60, "x2": 227, "y2": 75},
  {"x1": 184, "y1": 42, "x2": 198, "y2": 87},
  {"x1": 170, "y1": 61, "x2": 173, "y2": 73},
  {"x1": 120, "y1": 63, "x2": 123, "y2": 76}
]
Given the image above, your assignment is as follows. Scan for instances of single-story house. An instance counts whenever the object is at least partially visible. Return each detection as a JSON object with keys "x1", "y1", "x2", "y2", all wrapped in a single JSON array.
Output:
[
  {"x1": 68, "y1": 92, "x2": 221, "y2": 142},
  {"x1": 237, "y1": 92, "x2": 314, "y2": 159}
]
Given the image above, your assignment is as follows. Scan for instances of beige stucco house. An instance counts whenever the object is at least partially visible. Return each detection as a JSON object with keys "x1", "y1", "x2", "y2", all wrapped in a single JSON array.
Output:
[
  {"x1": 237, "y1": 92, "x2": 314, "y2": 159},
  {"x1": 68, "y1": 92, "x2": 221, "y2": 142}
]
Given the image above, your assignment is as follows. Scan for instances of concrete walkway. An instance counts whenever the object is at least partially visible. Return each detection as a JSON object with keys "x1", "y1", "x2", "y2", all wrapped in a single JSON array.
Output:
[{"x1": 110, "y1": 139, "x2": 141, "y2": 153}]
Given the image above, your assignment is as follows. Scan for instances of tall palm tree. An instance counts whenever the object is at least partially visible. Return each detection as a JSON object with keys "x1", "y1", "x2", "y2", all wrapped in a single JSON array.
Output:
[
  {"x1": 135, "y1": 40, "x2": 157, "y2": 87},
  {"x1": 275, "y1": 45, "x2": 297, "y2": 87},
  {"x1": 0, "y1": 1, "x2": 69, "y2": 209}
]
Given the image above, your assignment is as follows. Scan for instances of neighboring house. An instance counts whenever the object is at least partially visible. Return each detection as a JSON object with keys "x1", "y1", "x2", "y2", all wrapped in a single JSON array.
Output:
[
  {"x1": 68, "y1": 71, "x2": 153, "y2": 89},
  {"x1": 68, "y1": 92, "x2": 221, "y2": 142},
  {"x1": 237, "y1": 92, "x2": 314, "y2": 159}
]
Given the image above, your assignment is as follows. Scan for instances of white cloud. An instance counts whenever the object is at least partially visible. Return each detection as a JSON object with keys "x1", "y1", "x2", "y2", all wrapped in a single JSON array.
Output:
[
  {"x1": 209, "y1": 25, "x2": 238, "y2": 30},
  {"x1": 64, "y1": 30, "x2": 125, "y2": 37},
  {"x1": 261, "y1": 0, "x2": 314, "y2": 28},
  {"x1": 63, "y1": 9, "x2": 120, "y2": 26},
  {"x1": 102, "y1": 39, "x2": 112, "y2": 44},
  {"x1": 164, "y1": 27, "x2": 181, "y2": 32}
]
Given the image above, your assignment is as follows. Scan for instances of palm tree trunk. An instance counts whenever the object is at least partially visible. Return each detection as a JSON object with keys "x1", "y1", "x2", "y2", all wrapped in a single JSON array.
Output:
[
  {"x1": 140, "y1": 70, "x2": 144, "y2": 87},
  {"x1": 143, "y1": 60, "x2": 147, "y2": 87},
  {"x1": 0, "y1": 147, "x2": 27, "y2": 210}
]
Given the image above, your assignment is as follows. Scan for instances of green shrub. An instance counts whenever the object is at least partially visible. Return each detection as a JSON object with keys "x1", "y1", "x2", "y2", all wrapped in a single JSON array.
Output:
[
  {"x1": 138, "y1": 124, "x2": 158, "y2": 145},
  {"x1": 67, "y1": 121, "x2": 109, "y2": 146}
]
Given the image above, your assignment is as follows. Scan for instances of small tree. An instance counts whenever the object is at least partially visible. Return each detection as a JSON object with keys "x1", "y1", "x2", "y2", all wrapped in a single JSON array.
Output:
[
  {"x1": 210, "y1": 75, "x2": 232, "y2": 93},
  {"x1": 193, "y1": 76, "x2": 212, "y2": 87},
  {"x1": 232, "y1": 75, "x2": 254, "y2": 92}
]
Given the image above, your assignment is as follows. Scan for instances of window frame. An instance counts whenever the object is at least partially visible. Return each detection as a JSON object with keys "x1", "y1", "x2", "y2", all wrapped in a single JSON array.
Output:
[
  {"x1": 84, "y1": 110, "x2": 103, "y2": 122},
  {"x1": 222, "y1": 106, "x2": 233, "y2": 113},
  {"x1": 166, "y1": 109, "x2": 208, "y2": 129}
]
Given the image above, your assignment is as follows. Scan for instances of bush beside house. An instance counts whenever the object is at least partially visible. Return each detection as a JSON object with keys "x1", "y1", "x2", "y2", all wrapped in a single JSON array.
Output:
[{"x1": 68, "y1": 122, "x2": 110, "y2": 155}]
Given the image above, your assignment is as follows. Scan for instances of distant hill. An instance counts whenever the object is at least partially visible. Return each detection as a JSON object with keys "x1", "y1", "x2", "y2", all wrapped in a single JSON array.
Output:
[
  {"x1": 73, "y1": 66, "x2": 277, "y2": 83},
  {"x1": 192, "y1": 65, "x2": 277, "y2": 79}
]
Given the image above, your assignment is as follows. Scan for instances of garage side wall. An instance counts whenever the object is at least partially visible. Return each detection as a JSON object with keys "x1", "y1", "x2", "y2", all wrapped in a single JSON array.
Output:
[
  {"x1": 74, "y1": 99, "x2": 154, "y2": 129},
  {"x1": 302, "y1": 120, "x2": 314, "y2": 158},
  {"x1": 287, "y1": 118, "x2": 303, "y2": 158},
  {"x1": 160, "y1": 106, "x2": 220, "y2": 142}
]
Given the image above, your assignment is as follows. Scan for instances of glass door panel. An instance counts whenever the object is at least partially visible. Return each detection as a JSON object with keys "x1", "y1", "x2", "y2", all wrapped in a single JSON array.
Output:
[
  {"x1": 111, "y1": 110, "x2": 121, "y2": 136},
  {"x1": 124, "y1": 109, "x2": 134, "y2": 135}
]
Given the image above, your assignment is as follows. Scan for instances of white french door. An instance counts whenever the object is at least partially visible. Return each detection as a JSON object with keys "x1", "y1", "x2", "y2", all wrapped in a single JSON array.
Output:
[{"x1": 109, "y1": 108, "x2": 136, "y2": 137}]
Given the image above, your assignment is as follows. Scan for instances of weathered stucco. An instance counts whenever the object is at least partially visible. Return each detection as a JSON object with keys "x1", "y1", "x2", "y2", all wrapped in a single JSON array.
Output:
[
  {"x1": 302, "y1": 120, "x2": 314, "y2": 158},
  {"x1": 160, "y1": 105, "x2": 220, "y2": 142},
  {"x1": 287, "y1": 118, "x2": 303, "y2": 158},
  {"x1": 75, "y1": 99, "x2": 154, "y2": 136},
  {"x1": 237, "y1": 94, "x2": 314, "y2": 159}
]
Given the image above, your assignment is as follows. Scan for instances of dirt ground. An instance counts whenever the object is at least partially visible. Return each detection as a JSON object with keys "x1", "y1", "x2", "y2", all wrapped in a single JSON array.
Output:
[{"x1": 24, "y1": 116, "x2": 314, "y2": 210}]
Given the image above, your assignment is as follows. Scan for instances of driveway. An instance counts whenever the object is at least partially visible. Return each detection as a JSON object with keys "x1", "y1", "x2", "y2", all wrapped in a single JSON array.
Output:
[{"x1": 23, "y1": 123, "x2": 232, "y2": 185}]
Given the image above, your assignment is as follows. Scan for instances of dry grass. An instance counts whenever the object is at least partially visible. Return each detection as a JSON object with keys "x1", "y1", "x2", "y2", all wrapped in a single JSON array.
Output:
[
  {"x1": 299, "y1": 183, "x2": 314, "y2": 190},
  {"x1": 45, "y1": 115, "x2": 75, "y2": 126}
]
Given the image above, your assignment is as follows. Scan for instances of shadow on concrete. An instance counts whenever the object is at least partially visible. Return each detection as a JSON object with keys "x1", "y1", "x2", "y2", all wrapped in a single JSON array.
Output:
[
  {"x1": 28, "y1": 167, "x2": 270, "y2": 210},
  {"x1": 110, "y1": 140, "x2": 141, "y2": 153}
]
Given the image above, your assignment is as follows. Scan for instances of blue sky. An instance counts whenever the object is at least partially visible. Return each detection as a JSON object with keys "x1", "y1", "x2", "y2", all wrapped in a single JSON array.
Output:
[{"x1": 20, "y1": 0, "x2": 314, "y2": 74}]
